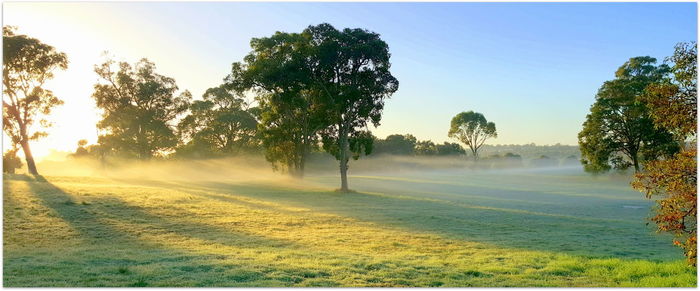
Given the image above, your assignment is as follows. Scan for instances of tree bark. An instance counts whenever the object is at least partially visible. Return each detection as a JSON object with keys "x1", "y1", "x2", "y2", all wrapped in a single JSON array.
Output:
[
  {"x1": 18, "y1": 126, "x2": 38, "y2": 175},
  {"x1": 338, "y1": 126, "x2": 350, "y2": 192}
]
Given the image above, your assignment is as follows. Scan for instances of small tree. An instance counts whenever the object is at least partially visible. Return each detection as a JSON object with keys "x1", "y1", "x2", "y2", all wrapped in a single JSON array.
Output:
[
  {"x1": 3, "y1": 148, "x2": 22, "y2": 174},
  {"x1": 73, "y1": 139, "x2": 89, "y2": 157},
  {"x1": 448, "y1": 111, "x2": 497, "y2": 161},
  {"x1": 3, "y1": 27, "x2": 68, "y2": 175},
  {"x1": 436, "y1": 142, "x2": 466, "y2": 156}
]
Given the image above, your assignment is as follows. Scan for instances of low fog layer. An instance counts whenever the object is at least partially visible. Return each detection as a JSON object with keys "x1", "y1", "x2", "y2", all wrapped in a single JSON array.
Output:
[{"x1": 26, "y1": 152, "x2": 620, "y2": 185}]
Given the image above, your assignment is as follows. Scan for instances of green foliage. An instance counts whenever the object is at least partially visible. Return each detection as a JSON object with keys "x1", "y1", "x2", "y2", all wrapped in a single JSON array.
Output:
[
  {"x1": 414, "y1": 140, "x2": 437, "y2": 155},
  {"x1": 3, "y1": 148, "x2": 22, "y2": 173},
  {"x1": 2, "y1": 26, "x2": 68, "y2": 175},
  {"x1": 372, "y1": 136, "x2": 467, "y2": 157},
  {"x1": 578, "y1": 56, "x2": 678, "y2": 173},
  {"x1": 305, "y1": 23, "x2": 399, "y2": 191},
  {"x1": 448, "y1": 111, "x2": 497, "y2": 160},
  {"x1": 229, "y1": 31, "x2": 325, "y2": 177},
  {"x1": 92, "y1": 57, "x2": 191, "y2": 159},
  {"x1": 176, "y1": 85, "x2": 258, "y2": 159},
  {"x1": 436, "y1": 142, "x2": 466, "y2": 156},
  {"x1": 322, "y1": 130, "x2": 374, "y2": 161},
  {"x1": 231, "y1": 23, "x2": 398, "y2": 188},
  {"x1": 373, "y1": 134, "x2": 417, "y2": 155}
]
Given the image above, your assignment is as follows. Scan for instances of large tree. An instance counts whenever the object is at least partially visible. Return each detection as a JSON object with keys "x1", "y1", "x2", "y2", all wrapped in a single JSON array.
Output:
[
  {"x1": 307, "y1": 23, "x2": 399, "y2": 192},
  {"x1": 228, "y1": 31, "x2": 326, "y2": 178},
  {"x1": 448, "y1": 111, "x2": 497, "y2": 161},
  {"x1": 578, "y1": 57, "x2": 678, "y2": 173},
  {"x1": 633, "y1": 42, "x2": 697, "y2": 265},
  {"x1": 176, "y1": 85, "x2": 258, "y2": 158},
  {"x1": 92, "y1": 58, "x2": 191, "y2": 159},
  {"x1": 2, "y1": 27, "x2": 68, "y2": 175}
]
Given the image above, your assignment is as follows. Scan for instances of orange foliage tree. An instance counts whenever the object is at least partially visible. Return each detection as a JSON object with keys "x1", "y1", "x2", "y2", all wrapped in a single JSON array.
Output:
[{"x1": 633, "y1": 41, "x2": 696, "y2": 265}]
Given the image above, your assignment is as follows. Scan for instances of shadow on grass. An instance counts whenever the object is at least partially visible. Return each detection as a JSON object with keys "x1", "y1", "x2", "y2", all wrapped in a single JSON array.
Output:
[
  {"x1": 16, "y1": 176, "x2": 330, "y2": 287},
  {"x1": 126, "y1": 179, "x2": 680, "y2": 261}
]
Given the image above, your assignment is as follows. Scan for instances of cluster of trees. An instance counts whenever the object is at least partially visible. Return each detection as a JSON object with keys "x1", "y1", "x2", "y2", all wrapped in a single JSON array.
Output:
[
  {"x1": 580, "y1": 42, "x2": 697, "y2": 264},
  {"x1": 2, "y1": 24, "x2": 399, "y2": 192},
  {"x1": 371, "y1": 134, "x2": 466, "y2": 156}
]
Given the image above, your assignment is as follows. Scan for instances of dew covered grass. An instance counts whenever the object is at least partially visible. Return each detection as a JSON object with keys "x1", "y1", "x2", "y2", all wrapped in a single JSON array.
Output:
[{"x1": 3, "y1": 166, "x2": 696, "y2": 287}]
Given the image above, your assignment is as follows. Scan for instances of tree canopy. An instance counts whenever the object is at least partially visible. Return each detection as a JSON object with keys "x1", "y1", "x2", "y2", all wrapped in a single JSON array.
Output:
[
  {"x1": 578, "y1": 56, "x2": 678, "y2": 173},
  {"x1": 642, "y1": 42, "x2": 697, "y2": 141},
  {"x1": 92, "y1": 57, "x2": 191, "y2": 159},
  {"x1": 448, "y1": 111, "x2": 497, "y2": 160},
  {"x1": 228, "y1": 31, "x2": 326, "y2": 178},
  {"x1": 374, "y1": 134, "x2": 417, "y2": 155},
  {"x1": 229, "y1": 23, "x2": 399, "y2": 190},
  {"x1": 176, "y1": 85, "x2": 258, "y2": 158},
  {"x1": 2, "y1": 26, "x2": 68, "y2": 175}
]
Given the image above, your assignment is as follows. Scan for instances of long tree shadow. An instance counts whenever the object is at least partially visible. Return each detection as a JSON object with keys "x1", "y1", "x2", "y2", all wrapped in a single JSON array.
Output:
[
  {"x1": 141, "y1": 179, "x2": 680, "y2": 261},
  {"x1": 13, "y1": 177, "x2": 342, "y2": 286}
]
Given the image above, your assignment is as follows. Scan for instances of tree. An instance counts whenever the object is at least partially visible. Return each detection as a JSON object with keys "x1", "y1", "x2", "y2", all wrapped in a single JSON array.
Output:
[
  {"x1": 414, "y1": 140, "x2": 438, "y2": 156},
  {"x1": 73, "y1": 139, "x2": 89, "y2": 157},
  {"x1": 92, "y1": 58, "x2": 191, "y2": 159},
  {"x1": 633, "y1": 42, "x2": 697, "y2": 265},
  {"x1": 436, "y1": 142, "x2": 466, "y2": 156},
  {"x1": 448, "y1": 111, "x2": 497, "y2": 161},
  {"x1": 228, "y1": 32, "x2": 325, "y2": 178},
  {"x1": 642, "y1": 42, "x2": 697, "y2": 142},
  {"x1": 306, "y1": 23, "x2": 399, "y2": 192},
  {"x1": 374, "y1": 134, "x2": 417, "y2": 155},
  {"x1": 633, "y1": 149, "x2": 696, "y2": 265},
  {"x1": 2, "y1": 26, "x2": 68, "y2": 175},
  {"x1": 176, "y1": 85, "x2": 258, "y2": 158},
  {"x1": 578, "y1": 57, "x2": 678, "y2": 173},
  {"x1": 3, "y1": 147, "x2": 22, "y2": 174}
]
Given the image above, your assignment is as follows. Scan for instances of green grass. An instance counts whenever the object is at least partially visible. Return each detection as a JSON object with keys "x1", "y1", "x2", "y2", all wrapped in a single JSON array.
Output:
[{"x1": 3, "y1": 168, "x2": 696, "y2": 287}]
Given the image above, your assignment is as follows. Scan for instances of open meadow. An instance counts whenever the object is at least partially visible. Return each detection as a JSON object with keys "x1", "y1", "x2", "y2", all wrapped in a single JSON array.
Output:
[{"x1": 3, "y1": 158, "x2": 695, "y2": 287}]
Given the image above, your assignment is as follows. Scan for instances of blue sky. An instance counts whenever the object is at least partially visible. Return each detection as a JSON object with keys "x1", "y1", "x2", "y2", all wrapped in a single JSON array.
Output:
[{"x1": 3, "y1": 2, "x2": 697, "y2": 157}]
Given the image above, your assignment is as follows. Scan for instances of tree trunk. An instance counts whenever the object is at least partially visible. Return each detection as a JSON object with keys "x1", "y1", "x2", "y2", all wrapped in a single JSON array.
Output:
[
  {"x1": 18, "y1": 135, "x2": 38, "y2": 176},
  {"x1": 338, "y1": 127, "x2": 350, "y2": 192},
  {"x1": 297, "y1": 143, "x2": 309, "y2": 180},
  {"x1": 632, "y1": 154, "x2": 640, "y2": 173}
]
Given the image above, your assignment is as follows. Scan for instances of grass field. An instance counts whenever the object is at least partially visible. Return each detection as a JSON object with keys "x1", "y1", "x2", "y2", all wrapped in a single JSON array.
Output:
[{"x1": 3, "y1": 164, "x2": 696, "y2": 287}]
